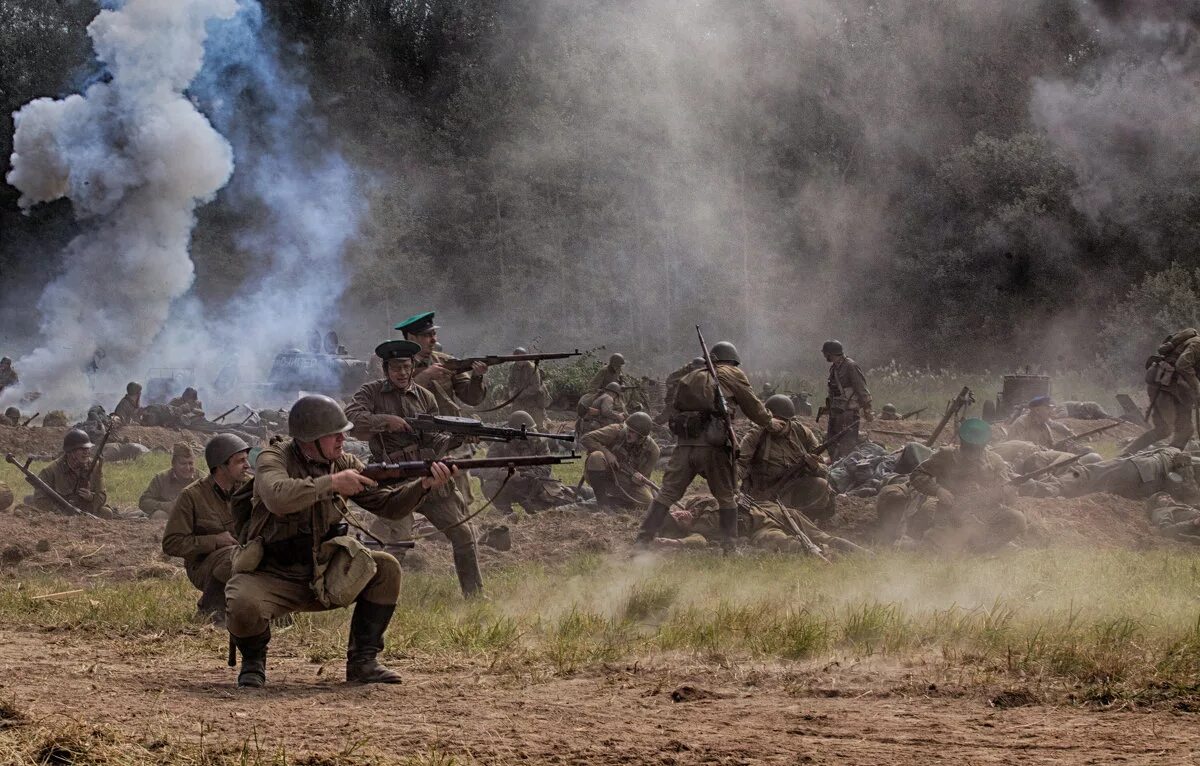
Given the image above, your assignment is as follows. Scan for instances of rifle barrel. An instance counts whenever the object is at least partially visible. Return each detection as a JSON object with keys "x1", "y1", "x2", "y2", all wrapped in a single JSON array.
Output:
[{"x1": 5, "y1": 453, "x2": 91, "y2": 517}]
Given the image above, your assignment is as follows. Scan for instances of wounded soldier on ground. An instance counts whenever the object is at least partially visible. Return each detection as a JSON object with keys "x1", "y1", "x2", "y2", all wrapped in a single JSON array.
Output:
[
  {"x1": 1146, "y1": 492, "x2": 1200, "y2": 544},
  {"x1": 477, "y1": 411, "x2": 578, "y2": 514},
  {"x1": 737, "y1": 394, "x2": 835, "y2": 522},
  {"x1": 580, "y1": 411, "x2": 660, "y2": 512},
  {"x1": 1032, "y1": 446, "x2": 1200, "y2": 502},
  {"x1": 652, "y1": 497, "x2": 861, "y2": 558}
]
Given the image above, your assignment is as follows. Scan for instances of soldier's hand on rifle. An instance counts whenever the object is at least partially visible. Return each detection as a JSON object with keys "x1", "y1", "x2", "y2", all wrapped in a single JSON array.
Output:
[
  {"x1": 935, "y1": 488, "x2": 955, "y2": 508},
  {"x1": 215, "y1": 531, "x2": 238, "y2": 548},
  {"x1": 470, "y1": 361, "x2": 488, "y2": 377},
  {"x1": 600, "y1": 449, "x2": 619, "y2": 466},
  {"x1": 421, "y1": 461, "x2": 456, "y2": 490},
  {"x1": 632, "y1": 472, "x2": 647, "y2": 486},
  {"x1": 768, "y1": 418, "x2": 788, "y2": 435},
  {"x1": 77, "y1": 488, "x2": 93, "y2": 502},
  {"x1": 380, "y1": 414, "x2": 411, "y2": 433},
  {"x1": 331, "y1": 469, "x2": 377, "y2": 496}
]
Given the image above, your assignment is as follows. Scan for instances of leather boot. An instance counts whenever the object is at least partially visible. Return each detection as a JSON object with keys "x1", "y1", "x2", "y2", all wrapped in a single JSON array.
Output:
[
  {"x1": 585, "y1": 470, "x2": 615, "y2": 509},
  {"x1": 346, "y1": 601, "x2": 402, "y2": 684},
  {"x1": 718, "y1": 507, "x2": 740, "y2": 554},
  {"x1": 635, "y1": 501, "x2": 671, "y2": 546},
  {"x1": 196, "y1": 577, "x2": 227, "y2": 626},
  {"x1": 453, "y1": 545, "x2": 485, "y2": 598},
  {"x1": 234, "y1": 629, "x2": 270, "y2": 689}
]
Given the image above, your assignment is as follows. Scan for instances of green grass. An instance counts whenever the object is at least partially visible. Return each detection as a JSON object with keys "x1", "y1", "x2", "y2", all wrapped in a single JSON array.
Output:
[{"x1": 5, "y1": 549, "x2": 1200, "y2": 704}]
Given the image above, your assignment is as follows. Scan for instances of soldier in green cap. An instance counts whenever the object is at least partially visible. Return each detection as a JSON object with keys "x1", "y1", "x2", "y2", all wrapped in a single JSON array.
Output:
[
  {"x1": 393, "y1": 312, "x2": 488, "y2": 417},
  {"x1": 907, "y1": 418, "x2": 1025, "y2": 553},
  {"x1": 345, "y1": 339, "x2": 486, "y2": 597}
]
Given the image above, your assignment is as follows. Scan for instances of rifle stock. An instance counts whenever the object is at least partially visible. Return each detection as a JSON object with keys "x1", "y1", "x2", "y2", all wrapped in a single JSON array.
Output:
[{"x1": 5, "y1": 453, "x2": 94, "y2": 518}]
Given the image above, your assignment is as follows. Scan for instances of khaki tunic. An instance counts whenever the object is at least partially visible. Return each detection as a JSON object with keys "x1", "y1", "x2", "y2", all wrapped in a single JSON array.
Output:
[
  {"x1": 667, "y1": 507, "x2": 804, "y2": 553},
  {"x1": 588, "y1": 364, "x2": 624, "y2": 392},
  {"x1": 114, "y1": 395, "x2": 140, "y2": 423},
  {"x1": 477, "y1": 439, "x2": 572, "y2": 512},
  {"x1": 346, "y1": 379, "x2": 442, "y2": 461},
  {"x1": 33, "y1": 456, "x2": 107, "y2": 514},
  {"x1": 508, "y1": 361, "x2": 549, "y2": 425},
  {"x1": 581, "y1": 424, "x2": 660, "y2": 506},
  {"x1": 1148, "y1": 500, "x2": 1200, "y2": 542},
  {"x1": 139, "y1": 468, "x2": 199, "y2": 517},
  {"x1": 910, "y1": 447, "x2": 1024, "y2": 552},
  {"x1": 737, "y1": 419, "x2": 832, "y2": 516},
  {"x1": 1006, "y1": 412, "x2": 1054, "y2": 449},
  {"x1": 161, "y1": 475, "x2": 239, "y2": 588},
  {"x1": 1050, "y1": 447, "x2": 1196, "y2": 500},
  {"x1": 413, "y1": 350, "x2": 487, "y2": 416},
  {"x1": 826, "y1": 358, "x2": 872, "y2": 412}
]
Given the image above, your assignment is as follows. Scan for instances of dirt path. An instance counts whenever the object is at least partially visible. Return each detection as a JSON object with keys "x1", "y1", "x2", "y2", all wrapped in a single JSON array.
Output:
[{"x1": 0, "y1": 629, "x2": 1195, "y2": 764}]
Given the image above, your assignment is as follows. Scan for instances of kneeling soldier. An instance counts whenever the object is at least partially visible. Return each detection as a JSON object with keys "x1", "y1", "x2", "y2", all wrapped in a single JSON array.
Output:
[
  {"x1": 225, "y1": 395, "x2": 453, "y2": 688},
  {"x1": 581, "y1": 411, "x2": 660, "y2": 510}
]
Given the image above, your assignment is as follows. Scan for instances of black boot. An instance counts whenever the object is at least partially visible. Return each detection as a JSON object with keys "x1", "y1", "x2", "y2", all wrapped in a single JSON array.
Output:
[
  {"x1": 586, "y1": 470, "x2": 615, "y2": 510},
  {"x1": 635, "y1": 501, "x2": 671, "y2": 546},
  {"x1": 346, "y1": 601, "x2": 402, "y2": 683},
  {"x1": 718, "y1": 507, "x2": 739, "y2": 554},
  {"x1": 234, "y1": 629, "x2": 270, "y2": 689},
  {"x1": 196, "y1": 577, "x2": 227, "y2": 626},
  {"x1": 453, "y1": 545, "x2": 485, "y2": 598}
]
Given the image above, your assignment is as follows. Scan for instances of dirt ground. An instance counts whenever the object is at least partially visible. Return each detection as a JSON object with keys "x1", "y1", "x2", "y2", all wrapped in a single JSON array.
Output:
[
  {"x1": 0, "y1": 423, "x2": 209, "y2": 458},
  {"x1": 0, "y1": 629, "x2": 1197, "y2": 764}
]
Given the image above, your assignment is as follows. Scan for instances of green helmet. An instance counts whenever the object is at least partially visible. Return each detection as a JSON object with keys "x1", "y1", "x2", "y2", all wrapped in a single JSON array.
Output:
[
  {"x1": 882, "y1": 403, "x2": 897, "y2": 414},
  {"x1": 710, "y1": 342, "x2": 740, "y2": 365},
  {"x1": 609, "y1": 353, "x2": 625, "y2": 367},
  {"x1": 205, "y1": 433, "x2": 251, "y2": 471},
  {"x1": 604, "y1": 381, "x2": 622, "y2": 394},
  {"x1": 126, "y1": 381, "x2": 142, "y2": 395},
  {"x1": 626, "y1": 411, "x2": 653, "y2": 436},
  {"x1": 821, "y1": 340, "x2": 844, "y2": 356},
  {"x1": 63, "y1": 429, "x2": 94, "y2": 452},
  {"x1": 958, "y1": 418, "x2": 992, "y2": 446},
  {"x1": 288, "y1": 394, "x2": 353, "y2": 442},
  {"x1": 4, "y1": 407, "x2": 19, "y2": 421},
  {"x1": 764, "y1": 394, "x2": 795, "y2": 419},
  {"x1": 507, "y1": 410, "x2": 536, "y2": 429}
]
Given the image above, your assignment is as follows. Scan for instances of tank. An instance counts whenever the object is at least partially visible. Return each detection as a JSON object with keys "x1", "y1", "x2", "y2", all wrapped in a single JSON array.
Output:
[
  {"x1": 262, "y1": 349, "x2": 368, "y2": 399},
  {"x1": 995, "y1": 373, "x2": 1050, "y2": 421}
]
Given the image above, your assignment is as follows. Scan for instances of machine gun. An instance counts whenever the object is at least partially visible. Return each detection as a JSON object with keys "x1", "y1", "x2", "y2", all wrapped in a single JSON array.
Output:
[
  {"x1": 438, "y1": 350, "x2": 582, "y2": 374},
  {"x1": 407, "y1": 414, "x2": 575, "y2": 444},
  {"x1": 925, "y1": 387, "x2": 975, "y2": 447},
  {"x1": 696, "y1": 325, "x2": 738, "y2": 472},
  {"x1": 1051, "y1": 420, "x2": 1123, "y2": 451},
  {"x1": 211, "y1": 405, "x2": 239, "y2": 424},
  {"x1": 362, "y1": 454, "x2": 579, "y2": 484},
  {"x1": 4, "y1": 453, "x2": 96, "y2": 518}
]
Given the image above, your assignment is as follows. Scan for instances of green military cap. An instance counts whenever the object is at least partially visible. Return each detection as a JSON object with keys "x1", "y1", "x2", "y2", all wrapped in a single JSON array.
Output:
[
  {"x1": 958, "y1": 418, "x2": 992, "y2": 446},
  {"x1": 394, "y1": 311, "x2": 438, "y2": 335},
  {"x1": 375, "y1": 339, "x2": 422, "y2": 361}
]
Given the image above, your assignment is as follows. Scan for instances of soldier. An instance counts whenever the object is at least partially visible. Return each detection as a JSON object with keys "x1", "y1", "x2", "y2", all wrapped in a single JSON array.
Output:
[
  {"x1": 991, "y1": 440, "x2": 1079, "y2": 476},
  {"x1": 42, "y1": 410, "x2": 68, "y2": 428},
  {"x1": 1123, "y1": 328, "x2": 1200, "y2": 455},
  {"x1": 114, "y1": 381, "x2": 143, "y2": 424},
  {"x1": 507, "y1": 347, "x2": 550, "y2": 428},
  {"x1": 878, "y1": 404, "x2": 900, "y2": 421},
  {"x1": 581, "y1": 411, "x2": 660, "y2": 511},
  {"x1": 477, "y1": 411, "x2": 575, "y2": 514},
  {"x1": 0, "y1": 406, "x2": 19, "y2": 426},
  {"x1": 589, "y1": 353, "x2": 626, "y2": 391},
  {"x1": 907, "y1": 418, "x2": 1025, "y2": 553},
  {"x1": 139, "y1": 443, "x2": 200, "y2": 520},
  {"x1": 0, "y1": 357, "x2": 17, "y2": 394},
  {"x1": 1005, "y1": 396, "x2": 1056, "y2": 448},
  {"x1": 656, "y1": 357, "x2": 705, "y2": 424},
  {"x1": 652, "y1": 502, "x2": 812, "y2": 554},
  {"x1": 168, "y1": 387, "x2": 205, "y2": 424},
  {"x1": 577, "y1": 381, "x2": 625, "y2": 435},
  {"x1": 1145, "y1": 492, "x2": 1200, "y2": 544},
  {"x1": 162, "y1": 434, "x2": 251, "y2": 624},
  {"x1": 635, "y1": 341, "x2": 787, "y2": 551},
  {"x1": 395, "y1": 311, "x2": 488, "y2": 417},
  {"x1": 737, "y1": 395, "x2": 835, "y2": 522},
  {"x1": 821, "y1": 340, "x2": 873, "y2": 461},
  {"x1": 345, "y1": 340, "x2": 485, "y2": 598},
  {"x1": 30, "y1": 429, "x2": 110, "y2": 516},
  {"x1": 1037, "y1": 446, "x2": 1199, "y2": 502},
  {"x1": 224, "y1": 395, "x2": 454, "y2": 688}
]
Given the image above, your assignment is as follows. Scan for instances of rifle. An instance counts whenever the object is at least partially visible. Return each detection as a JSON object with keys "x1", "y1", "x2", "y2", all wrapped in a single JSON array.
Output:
[
  {"x1": 19, "y1": 412, "x2": 39, "y2": 428},
  {"x1": 212, "y1": 405, "x2": 239, "y2": 424},
  {"x1": 925, "y1": 387, "x2": 975, "y2": 447},
  {"x1": 1010, "y1": 453, "x2": 1084, "y2": 484},
  {"x1": 1051, "y1": 420, "x2": 1122, "y2": 451},
  {"x1": 5, "y1": 453, "x2": 96, "y2": 518},
  {"x1": 84, "y1": 420, "x2": 118, "y2": 490},
  {"x1": 735, "y1": 491, "x2": 830, "y2": 563},
  {"x1": 362, "y1": 454, "x2": 579, "y2": 484},
  {"x1": 900, "y1": 407, "x2": 927, "y2": 420},
  {"x1": 407, "y1": 414, "x2": 575, "y2": 444},
  {"x1": 438, "y1": 350, "x2": 583, "y2": 374},
  {"x1": 696, "y1": 326, "x2": 738, "y2": 472}
]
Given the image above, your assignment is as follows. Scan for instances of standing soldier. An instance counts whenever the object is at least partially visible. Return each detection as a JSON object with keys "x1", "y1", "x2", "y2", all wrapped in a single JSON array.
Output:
[
  {"x1": 738, "y1": 395, "x2": 836, "y2": 522},
  {"x1": 1123, "y1": 328, "x2": 1200, "y2": 455},
  {"x1": 395, "y1": 311, "x2": 488, "y2": 416},
  {"x1": 30, "y1": 429, "x2": 109, "y2": 516},
  {"x1": 0, "y1": 357, "x2": 17, "y2": 394},
  {"x1": 345, "y1": 340, "x2": 485, "y2": 598},
  {"x1": 162, "y1": 433, "x2": 252, "y2": 625},
  {"x1": 589, "y1": 353, "x2": 626, "y2": 391},
  {"x1": 580, "y1": 411, "x2": 660, "y2": 511},
  {"x1": 224, "y1": 395, "x2": 454, "y2": 688},
  {"x1": 821, "y1": 340, "x2": 873, "y2": 461},
  {"x1": 507, "y1": 347, "x2": 550, "y2": 428},
  {"x1": 139, "y1": 442, "x2": 200, "y2": 519},
  {"x1": 114, "y1": 381, "x2": 143, "y2": 423},
  {"x1": 635, "y1": 341, "x2": 787, "y2": 551}
]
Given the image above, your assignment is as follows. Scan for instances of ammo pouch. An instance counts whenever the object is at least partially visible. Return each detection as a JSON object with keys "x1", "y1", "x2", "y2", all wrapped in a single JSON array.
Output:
[
  {"x1": 312, "y1": 535, "x2": 377, "y2": 608},
  {"x1": 231, "y1": 539, "x2": 264, "y2": 574},
  {"x1": 1146, "y1": 357, "x2": 1176, "y2": 386},
  {"x1": 669, "y1": 412, "x2": 711, "y2": 438}
]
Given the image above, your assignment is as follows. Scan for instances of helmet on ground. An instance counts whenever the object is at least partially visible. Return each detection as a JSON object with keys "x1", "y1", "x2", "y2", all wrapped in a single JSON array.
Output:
[
  {"x1": 205, "y1": 433, "x2": 251, "y2": 471},
  {"x1": 958, "y1": 418, "x2": 992, "y2": 446},
  {"x1": 710, "y1": 342, "x2": 740, "y2": 365},
  {"x1": 507, "y1": 410, "x2": 536, "y2": 429},
  {"x1": 609, "y1": 353, "x2": 625, "y2": 367},
  {"x1": 626, "y1": 411, "x2": 653, "y2": 436},
  {"x1": 765, "y1": 395, "x2": 796, "y2": 419},
  {"x1": 63, "y1": 429, "x2": 94, "y2": 452},
  {"x1": 821, "y1": 340, "x2": 844, "y2": 356},
  {"x1": 288, "y1": 395, "x2": 353, "y2": 442},
  {"x1": 604, "y1": 382, "x2": 622, "y2": 394}
]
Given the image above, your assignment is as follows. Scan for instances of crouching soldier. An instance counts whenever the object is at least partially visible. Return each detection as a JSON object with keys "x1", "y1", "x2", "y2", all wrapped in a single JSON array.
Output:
[
  {"x1": 581, "y1": 411, "x2": 660, "y2": 511},
  {"x1": 737, "y1": 395, "x2": 835, "y2": 522},
  {"x1": 224, "y1": 395, "x2": 454, "y2": 689},
  {"x1": 162, "y1": 434, "x2": 252, "y2": 625}
]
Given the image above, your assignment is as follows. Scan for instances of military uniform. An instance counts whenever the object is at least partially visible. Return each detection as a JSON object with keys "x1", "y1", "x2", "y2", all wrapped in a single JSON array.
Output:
[
  {"x1": 476, "y1": 438, "x2": 574, "y2": 513},
  {"x1": 508, "y1": 360, "x2": 549, "y2": 428},
  {"x1": 1146, "y1": 494, "x2": 1200, "y2": 543},
  {"x1": 908, "y1": 446, "x2": 1025, "y2": 552},
  {"x1": 140, "y1": 467, "x2": 199, "y2": 518},
  {"x1": 413, "y1": 350, "x2": 487, "y2": 417},
  {"x1": 114, "y1": 394, "x2": 141, "y2": 423},
  {"x1": 345, "y1": 364, "x2": 483, "y2": 597},
  {"x1": 224, "y1": 439, "x2": 429, "y2": 639},
  {"x1": 655, "y1": 360, "x2": 702, "y2": 424},
  {"x1": 1043, "y1": 447, "x2": 1198, "y2": 501},
  {"x1": 991, "y1": 440, "x2": 1076, "y2": 475},
  {"x1": 0, "y1": 410, "x2": 17, "y2": 427},
  {"x1": 1125, "y1": 329, "x2": 1200, "y2": 454},
  {"x1": 737, "y1": 418, "x2": 834, "y2": 521},
  {"x1": 581, "y1": 423, "x2": 660, "y2": 509},
  {"x1": 576, "y1": 389, "x2": 625, "y2": 439},
  {"x1": 0, "y1": 360, "x2": 17, "y2": 394},
  {"x1": 659, "y1": 505, "x2": 808, "y2": 554},
  {"x1": 162, "y1": 475, "x2": 239, "y2": 597},
  {"x1": 588, "y1": 363, "x2": 624, "y2": 393},
  {"x1": 168, "y1": 389, "x2": 205, "y2": 425},
  {"x1": 1005, "y1": 412, "x2": 1055, "y2": 449},
  {"x1": 825, "y1": 357, "x2": 872, "y2": 461},
  {"x1": 32, "y1": 456, "x2": 108, "y2": 515}
]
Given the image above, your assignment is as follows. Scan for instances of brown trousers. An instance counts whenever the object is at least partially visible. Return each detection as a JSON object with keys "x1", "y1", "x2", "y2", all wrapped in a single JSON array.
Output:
[
  {"x1": 186, "y1": 545, "x2": 235, "y2": 591},
  {"x1": 1125, "y1": 386, "x2": 1195, "y2": 453},
  {"x1": 655, "y1": 445, "x2": 736, "y2": 508}
]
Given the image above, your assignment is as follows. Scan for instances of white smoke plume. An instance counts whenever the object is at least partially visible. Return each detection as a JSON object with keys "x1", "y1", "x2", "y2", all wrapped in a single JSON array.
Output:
[{"x1": 4, "y1": 0, "x2": 238, "y2": 410}]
